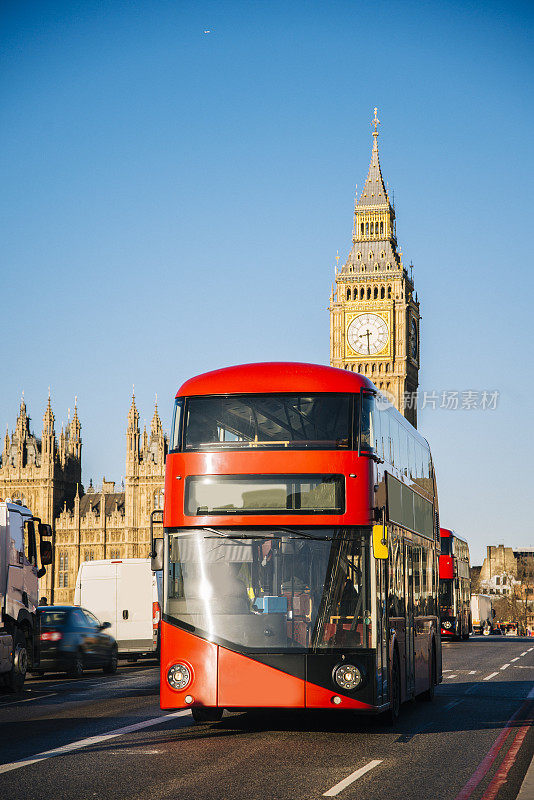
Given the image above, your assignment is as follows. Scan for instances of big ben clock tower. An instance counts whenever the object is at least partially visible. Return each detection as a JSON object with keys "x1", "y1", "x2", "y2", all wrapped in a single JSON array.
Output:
[{"x1": 329, "y1": 109, "x2": 420, "y2": 427}]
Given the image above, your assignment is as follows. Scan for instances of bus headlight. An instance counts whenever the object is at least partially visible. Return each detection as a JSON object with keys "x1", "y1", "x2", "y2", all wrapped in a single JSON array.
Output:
[
  {"x1": 167, "y1": 663, "x2": 191, "y2": 690},
  {"x1": 333, "y1": 664, "x2": 362, "y2": 691},
  {"x1": 442, "y1": 620, "x2": 452, "y2": 629}
]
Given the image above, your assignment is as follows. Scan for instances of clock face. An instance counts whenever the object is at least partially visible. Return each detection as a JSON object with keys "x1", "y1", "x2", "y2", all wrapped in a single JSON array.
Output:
[
  {"x1": 347, "y1": 313, "x2": 389, "y2": 355},
  {"x1": 410, "y1": 319, "x2": 418, "y2": 358}
]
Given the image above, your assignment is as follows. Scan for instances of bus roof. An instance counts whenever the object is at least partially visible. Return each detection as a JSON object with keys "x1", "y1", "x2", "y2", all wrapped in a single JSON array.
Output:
[
  {"x1": 176, "y1": 362, "x2": 377, "y2": 398},
  {"x1": 440, "y1": 527, "x2": 469, "y2": 547}
]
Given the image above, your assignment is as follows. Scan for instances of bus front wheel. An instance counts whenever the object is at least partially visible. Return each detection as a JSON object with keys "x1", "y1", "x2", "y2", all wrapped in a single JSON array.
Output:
[{"x1": 420, "y1": 648, "x2": 436, "y2": 702}]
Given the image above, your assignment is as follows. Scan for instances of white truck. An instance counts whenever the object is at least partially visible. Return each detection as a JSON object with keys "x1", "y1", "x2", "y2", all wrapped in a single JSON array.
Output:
[
  {"x1": 0, "y1": 500, "x2": 52, "y2": 690},
  {"x1": 470, "y1": 594, "x2": 494, "y2": 635},
  {"x1": 74, "y1": 558, "x2": 162, "y2": 658}
]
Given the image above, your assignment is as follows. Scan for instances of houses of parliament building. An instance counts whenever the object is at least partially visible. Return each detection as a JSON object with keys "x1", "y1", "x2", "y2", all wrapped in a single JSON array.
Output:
[
  {"x1": 0, "y1": 393, "x2": 167, "y2": 604},
  {"x1": 0, "y1": 109, "x2": 419, "y2": 604}
]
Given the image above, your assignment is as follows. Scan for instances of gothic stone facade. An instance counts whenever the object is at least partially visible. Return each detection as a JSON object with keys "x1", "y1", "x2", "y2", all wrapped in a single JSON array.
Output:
[
  {"x1": 0, "y1": 394, "x2": 167, "y2": 604},
  {"x1": 329, "y1": 109, "x2": 420, "y2": 427}
]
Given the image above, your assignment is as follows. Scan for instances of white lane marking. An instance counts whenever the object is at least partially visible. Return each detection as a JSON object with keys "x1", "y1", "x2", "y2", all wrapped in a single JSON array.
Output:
[
  {"x1": 521, "y1": 652, "x2": 528, "y2": 657},
  {"x1": 511, "y1": 658, "x2": 520, "y2": 662},
  {"x1": 443, "y1": 669, "x2": 453, "y2": 672},
  {"x1": 483, "y1": 672, "x2": 499, "y2": 681},
  {"x1": 323, "y1": 760, "x2": 383, "y2": 797},
  {"x1": 528, "y1": 648, "x2": 533, "y2": 652},
  {"x1": 444, "y1": 699, "x2": 463, "y2": 711},
  {"x1": 0, "y1": 710, "x2": 190, "y2": 774},
  {"x1": 447, "y1": 674, "x2": 458, "y2": 679},
  {"x1": 501, "y1": 664, "x2": 510, "y2": 670},
  {"x1": 469, "y1": 670, "x2": 477, "y2": 674},
  {"x1": 0, "y1": 693, "x2": 56, "y2": 708}
]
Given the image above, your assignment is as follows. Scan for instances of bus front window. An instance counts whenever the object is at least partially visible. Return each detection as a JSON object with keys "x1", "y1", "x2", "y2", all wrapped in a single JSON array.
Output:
[
  {"x1": 165, "y1": 528, "x2": 371, "y2": 652},
  {"x1": 180, "y1": 394, "x2": 353, "y2": 451}
]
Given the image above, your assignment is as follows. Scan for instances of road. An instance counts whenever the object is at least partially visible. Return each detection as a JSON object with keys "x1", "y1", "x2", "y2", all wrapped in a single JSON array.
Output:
[{"x1": 0, "y1": 638, "x2": 533, "y2": 800}]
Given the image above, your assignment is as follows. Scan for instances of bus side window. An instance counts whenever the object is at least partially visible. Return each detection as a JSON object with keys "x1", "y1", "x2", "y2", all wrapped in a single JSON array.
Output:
[
  {"x1": 381, "y1": 412, "x2": 390, "y2": 463},
  {"x1": 373, "y1": 404, "x2": 382, "y2": 456},
  {"x1": 399, "y1": 428, "x2": 409, "y2": 477},
  {"x1": 407, "y1": 435, "x2": 415, "y2": 480},
  {"x1": 360, "y1": 393, "x2": 374, "y2": 451}
]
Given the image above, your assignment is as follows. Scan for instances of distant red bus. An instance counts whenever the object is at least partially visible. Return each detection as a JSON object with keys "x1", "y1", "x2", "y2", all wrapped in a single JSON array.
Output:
[
  {"x1": 154, "y1": 363, "x2": 442, "y2": 722},
  {"x1": 439, "y1": 528, "x2": 471, "y2": 640}
]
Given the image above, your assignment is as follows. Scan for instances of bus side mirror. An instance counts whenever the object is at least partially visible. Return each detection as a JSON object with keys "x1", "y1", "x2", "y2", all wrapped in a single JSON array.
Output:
[
  {"x1": 151, "y1": 538, "x2": 164, "y2": 572},
  {"x1": 40, "y1": 540, "x2": 53, "y2": 566},
  {"x1": 38, "y1": 523, "x2": 53, "y2": 538},
  {"x1": 372, "y1": 524, "x2": 388, "y2": 560}
]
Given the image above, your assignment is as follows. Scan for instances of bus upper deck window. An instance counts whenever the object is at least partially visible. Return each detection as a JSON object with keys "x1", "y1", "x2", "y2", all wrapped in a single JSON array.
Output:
[
  {"x1": 170, "y1": 399, "x2": 184, "y2": 451},
  {"x1": 360, "y1": 392, "x2": 375, "y2": 452}
]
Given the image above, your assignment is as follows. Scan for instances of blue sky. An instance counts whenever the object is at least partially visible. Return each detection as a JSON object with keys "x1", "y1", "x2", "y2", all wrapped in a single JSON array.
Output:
[{"x1": 1, "y1": 0, "x2": 532, "y2": 563}]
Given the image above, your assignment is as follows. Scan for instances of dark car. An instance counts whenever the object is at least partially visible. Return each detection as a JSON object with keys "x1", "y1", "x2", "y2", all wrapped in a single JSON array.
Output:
[{"x1": 34, "y1": 606, "x2": 118, "y2": 677}]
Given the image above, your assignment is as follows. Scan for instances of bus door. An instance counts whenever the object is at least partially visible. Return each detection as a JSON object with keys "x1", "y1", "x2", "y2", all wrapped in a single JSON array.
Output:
[
  {"x1": 376, "y1": 558, "x2": 388, "y2": 705},
  {"x1": 404, "y1": 543, "x2": 415, "y2": 698}
]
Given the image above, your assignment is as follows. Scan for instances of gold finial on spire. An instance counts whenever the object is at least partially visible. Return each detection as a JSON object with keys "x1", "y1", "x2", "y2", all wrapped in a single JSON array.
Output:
[
  {"x1": 372, "y1": 107, "x2": 380, "y2": 137},
  {"x1": 335, "y1": 250, "x2": 340, "y2": 267}
]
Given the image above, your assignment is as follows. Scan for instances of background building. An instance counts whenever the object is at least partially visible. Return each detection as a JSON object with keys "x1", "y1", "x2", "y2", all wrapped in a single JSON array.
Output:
[
  {"x1": 0, "y1": 393, "x2": 167, "y2": 603},
  {"x1": 329, "y1": 109, "x2": 420, "y2": 426}
]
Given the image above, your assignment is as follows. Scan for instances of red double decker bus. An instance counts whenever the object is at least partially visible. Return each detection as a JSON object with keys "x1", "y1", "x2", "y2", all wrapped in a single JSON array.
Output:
[
  {"x1": 154, "y1": 363, "x2": 442, "y2": 722},
  {"x1": 439, "y1": 528, "x2": 471, "y2": 640}
]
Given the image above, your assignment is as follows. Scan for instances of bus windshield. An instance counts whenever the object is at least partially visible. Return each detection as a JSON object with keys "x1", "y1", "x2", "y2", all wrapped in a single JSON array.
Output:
[
  {"x1": 179, "y1": 394, "x2": 353, "y2": 451},
  {"x1": 165, "y1": 527, "x2": 371, "y2": 652}
]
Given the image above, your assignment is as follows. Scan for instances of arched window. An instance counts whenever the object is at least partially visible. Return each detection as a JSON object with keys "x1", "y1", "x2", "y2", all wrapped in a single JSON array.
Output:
[
  {"x1": 372, "y1": 363, "x2": 376, "y2": 373},
  {"x1": 370, "y1": 222, "x2": 374, "y2": 235},
  {"x1": 381, "y1": 286, "x2": 385, "y2": 299},
  {"x1": 385, "y1": 363, "x2": 390, "y2": 373},
  {"x1": 367, "y1": 287, "x2": 371, "y2": 299},
  {"x1": 369, "y1": 251, "x2": 373, "y2": 260},
  {"x1": 387, "y1": 286, "x2": 392, "y2": 298},
  {"x1": 365, "y1": 222, "x2": 369, "y2": 235},
  {"x1": 361, "y1": 223, "x2": 364, "y2": 235},
  {"x1": 374, "y1": 287, "x2": 378, "y2": 299},
  {"x1": 346, "y1": 287, "x2": 351, "y2": 301},
  {"x1": 360, "y1": 287, "x2": 364, "y2": 299},
  {"x1": 386, "y1": 262, "x2": 391, "y2": 270},
  {"x1": 379, "y1": 363, "x2": 383, "y2": 373},
  {"x1": 357, "y1": 252, "x2": 361, "y2": 260},
  {"x1": 58, "y1": 552, "x2": 69, "y2": 588},
  {"x1": 380, "y1": 221, "x2": 384, "y2": 234},
  {"x1": 358, "y1": 364, "x2": 362, "y2": 372}
]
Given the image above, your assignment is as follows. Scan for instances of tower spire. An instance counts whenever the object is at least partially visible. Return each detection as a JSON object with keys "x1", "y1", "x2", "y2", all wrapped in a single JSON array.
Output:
[{"x1": 372, "y1": 107, "x2": 380, "y2": 141}]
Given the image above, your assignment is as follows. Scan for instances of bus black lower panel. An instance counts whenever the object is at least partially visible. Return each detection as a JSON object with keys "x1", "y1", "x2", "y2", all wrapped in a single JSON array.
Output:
[{"x1": 250, "y1": 650, "x2": 377, "y2": 707}]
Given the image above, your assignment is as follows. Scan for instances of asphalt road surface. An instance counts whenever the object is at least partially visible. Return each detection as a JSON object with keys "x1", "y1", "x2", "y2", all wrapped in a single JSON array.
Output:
[{"x1": 0, "y1": 638, "x2": 533, "y2": 800}]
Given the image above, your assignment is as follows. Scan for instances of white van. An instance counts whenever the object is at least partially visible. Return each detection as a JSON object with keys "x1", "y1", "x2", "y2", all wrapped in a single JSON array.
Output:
[{"x1": 74, "y1": 559, "x2": 162, "y2": 658}]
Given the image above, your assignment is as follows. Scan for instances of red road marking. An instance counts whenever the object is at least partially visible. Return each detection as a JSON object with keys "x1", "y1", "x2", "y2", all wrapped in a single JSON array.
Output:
[
  {"x1": 481, "y1": 719, "x2": 532, "y2": 800},
  {"x1": 453, "y1": 697, "x2": 533, "y2": 800}
]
